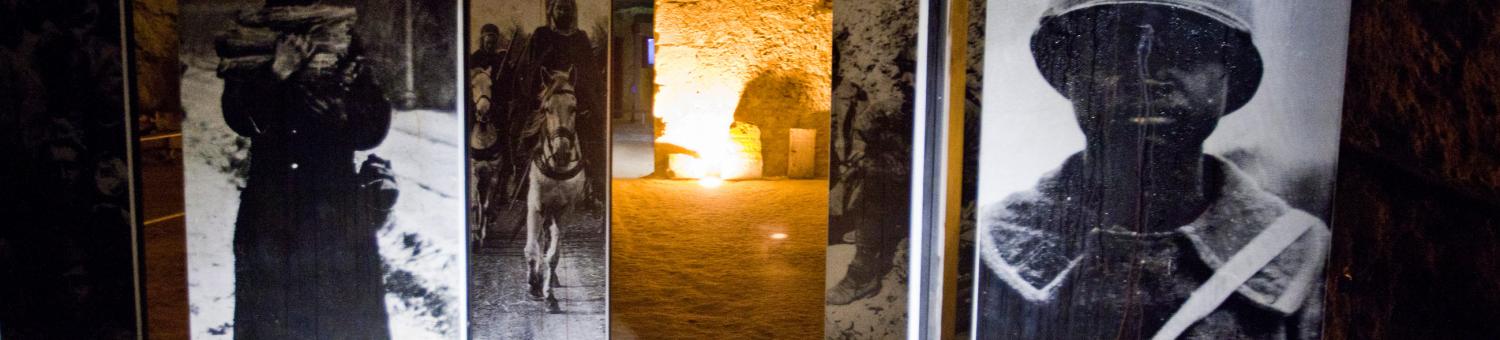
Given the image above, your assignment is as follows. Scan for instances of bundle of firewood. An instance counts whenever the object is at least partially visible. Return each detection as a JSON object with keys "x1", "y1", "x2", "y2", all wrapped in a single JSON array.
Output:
[{"x1": 214, "y1": 5, "x2": 357, "y2": 80}]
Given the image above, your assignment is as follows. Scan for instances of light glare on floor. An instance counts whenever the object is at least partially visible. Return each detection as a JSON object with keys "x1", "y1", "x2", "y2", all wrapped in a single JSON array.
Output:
[
  {"x1": 770, "y1": 233, "x2": 788, "y2": 240},
  {"x1": 698, "y1": 176, "x2": 724, "y2": 188}
]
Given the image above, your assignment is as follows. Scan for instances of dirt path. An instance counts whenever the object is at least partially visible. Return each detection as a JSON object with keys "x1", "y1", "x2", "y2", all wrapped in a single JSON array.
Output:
[
  {"x1": 469, "y1": 204, "x2": 608, "y2": 339},
  {"x1": 611, "y1": 179, "x2": 827, "y2": 339}
]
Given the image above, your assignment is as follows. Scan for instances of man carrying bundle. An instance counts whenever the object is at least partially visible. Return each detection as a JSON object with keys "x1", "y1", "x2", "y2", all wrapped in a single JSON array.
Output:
[{"x1": 215, "y1": 0, "x2": 397, "y2": 338}]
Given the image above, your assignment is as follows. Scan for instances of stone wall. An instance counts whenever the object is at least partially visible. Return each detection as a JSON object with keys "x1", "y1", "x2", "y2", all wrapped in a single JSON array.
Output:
[
  {"x1": 654, "y1": 0, "x2": 833, "y2": 178},
  {"x1": 133, "y1": 0, "x2": 180, "y2": 118}
]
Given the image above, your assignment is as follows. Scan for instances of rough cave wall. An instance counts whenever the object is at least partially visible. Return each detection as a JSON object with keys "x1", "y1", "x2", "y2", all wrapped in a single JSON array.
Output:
[
  {"x1": 654, "y1": 0, "x2": 833, "y2": 178},
  {"x1": 134, "y1": 0, "x2": 180, "y2": 118},
  {"x1": 1327, "y1": 0, "x2": 1500, "y2": 338}
]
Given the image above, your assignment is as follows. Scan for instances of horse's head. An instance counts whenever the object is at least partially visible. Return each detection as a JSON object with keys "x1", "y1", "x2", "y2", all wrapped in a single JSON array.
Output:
[
  {"x1": 537, "y1": 66, "x2": 581, "y2": 136},
  {"x1": 470, "y1": 67, "x2": 495, "y2": 123},
  {"x1": 537, "y1": 66, "x2": 584, "y2": 167},
  {"x1": 468, "y1": 65, "x2": 498, "y2": 122}
]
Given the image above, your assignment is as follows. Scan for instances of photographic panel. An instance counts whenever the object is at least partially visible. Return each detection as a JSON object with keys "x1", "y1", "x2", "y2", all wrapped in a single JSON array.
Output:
[
  {"x1": 963, "y1": 1, "x2": 1352, "y2": 339},
  {"x1": 465, "y1": 0, "x2": 611, "y2": 338},
  {"x1": 0, "y1": 0, "x2": 144, "y2": 337},
  {"x1": 825, "y1": 0, "x2": 921, "y2": 338},
  {"x1": 179, "y1": 0, "x2": 465, "y2": 338}
]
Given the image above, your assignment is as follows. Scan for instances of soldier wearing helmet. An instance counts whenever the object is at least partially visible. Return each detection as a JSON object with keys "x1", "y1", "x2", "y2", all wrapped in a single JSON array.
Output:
[
  {"x1": 473, "y1": 24, "x2": 508, "y2": 72},
  {"x1": 976, "y1": 1, "x2": 1329, "y2": 339}
]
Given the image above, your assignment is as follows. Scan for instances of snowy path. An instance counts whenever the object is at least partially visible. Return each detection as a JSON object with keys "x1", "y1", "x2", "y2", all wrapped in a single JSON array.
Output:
[{"x1": 610, "y1": 179, "x2": 828, "y2": 339}]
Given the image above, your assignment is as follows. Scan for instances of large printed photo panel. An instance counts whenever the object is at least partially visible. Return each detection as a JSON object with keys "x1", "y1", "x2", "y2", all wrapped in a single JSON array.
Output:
[
  {"x1": 968, "y1": 0, "x2": 1351, "y2": 339},
  {"x1": 825, "y1": 0, "x2": 920, "y2": 338},
  {"x1": 466, "y1": 0, "x2": 610, "y2": 338},
  {"x1": 0, "y1": 0, "x2": 144, "y2": 337},
  {"x1": 179, "y1": 0, "x2": 465, "y2": 338}
]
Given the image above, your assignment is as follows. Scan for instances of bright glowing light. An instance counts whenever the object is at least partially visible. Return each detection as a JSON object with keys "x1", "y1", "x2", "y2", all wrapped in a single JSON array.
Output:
[
  {"x1": 655, "y1": 85, "x2": 737, "y2": 180},
  {"x1": 653, "y1": 83, "x2": 761, "y2": 180},
  {"x1": 769, "y1": 233, "x2": 788, "y2": 240},
  {"x1": 698, "y1": 176, "x2": 724, "y2": 188}
]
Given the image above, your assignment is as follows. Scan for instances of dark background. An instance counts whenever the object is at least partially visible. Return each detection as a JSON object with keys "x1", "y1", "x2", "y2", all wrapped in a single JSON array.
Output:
[
  {"x1": 1325, "y1": 0, "x2": 1500, "y2": 338},
  {"x1": 127, "y1": 0, "x2": 1500, "y2": 338},
  {"x1": 1, "y1": 0, "x2": 138, "y2": 338}
]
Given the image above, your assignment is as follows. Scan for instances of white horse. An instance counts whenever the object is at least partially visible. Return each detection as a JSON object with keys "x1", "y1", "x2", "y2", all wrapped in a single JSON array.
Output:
[
  {"x1": 469, "y1": 66, "x2": 502, "y2": 249},
  {"x1": 523, "y1": 67, "x2": 586, "y2": 310}
]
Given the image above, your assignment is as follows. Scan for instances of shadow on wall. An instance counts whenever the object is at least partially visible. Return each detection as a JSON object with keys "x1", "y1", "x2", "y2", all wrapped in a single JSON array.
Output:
[{"x1": 733, "y1": 71, "x2": 831, "y2": 178}]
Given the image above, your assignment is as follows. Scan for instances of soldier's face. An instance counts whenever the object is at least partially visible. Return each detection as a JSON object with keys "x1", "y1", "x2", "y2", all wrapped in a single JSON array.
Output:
[
  {"x1": 481, "y1": 33, "x2": 498, "y2": 51},
  {"x1": 1063, "y1": 11, "x2": 1232, "y2": 149},
  {"x1": 551, "y1": 0, "x2": 577, "y2": 31}
]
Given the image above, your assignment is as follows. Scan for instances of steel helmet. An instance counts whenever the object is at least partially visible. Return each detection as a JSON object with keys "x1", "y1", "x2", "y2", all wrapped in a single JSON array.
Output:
[
  {"x1": 265, "y1": 0, "x2": 319, "y2": 7},
  {"x1": 1031, "y1": 0, "x2": 1264, "y2": 115}
]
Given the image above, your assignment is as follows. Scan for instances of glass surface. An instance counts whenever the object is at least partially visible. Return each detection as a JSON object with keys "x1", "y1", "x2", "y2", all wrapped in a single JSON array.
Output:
[
  {"x1": 466, "y1": 0, "x2": 612, "y2": 338},
  {"x1": 959, "y1": 1, "x2": 1352, "y2": 339},
  {"x1": 607, "y1": 0, "x2": 842, "y2": 338}
]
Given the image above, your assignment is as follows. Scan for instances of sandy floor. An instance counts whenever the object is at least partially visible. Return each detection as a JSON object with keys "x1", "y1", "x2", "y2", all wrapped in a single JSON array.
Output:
[{"x1": 610, "y1": 179, "x2": 828, "y2": 339}]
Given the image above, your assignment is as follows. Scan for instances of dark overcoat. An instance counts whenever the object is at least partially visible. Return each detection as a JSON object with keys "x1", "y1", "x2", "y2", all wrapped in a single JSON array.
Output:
[{"x1": 222, "y1": 36, "x2": 393, "y2": 339}]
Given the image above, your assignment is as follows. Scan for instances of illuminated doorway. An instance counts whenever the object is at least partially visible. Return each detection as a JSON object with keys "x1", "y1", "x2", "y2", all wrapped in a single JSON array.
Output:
[{"x1": 609, "y1": 0, "x2": 833, "y2": 338}]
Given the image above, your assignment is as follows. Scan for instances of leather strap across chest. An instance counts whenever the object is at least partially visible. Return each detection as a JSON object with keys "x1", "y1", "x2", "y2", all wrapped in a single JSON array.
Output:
[{"x1": 1151, "y1": 211, "x2": 1317, "y2": 340}]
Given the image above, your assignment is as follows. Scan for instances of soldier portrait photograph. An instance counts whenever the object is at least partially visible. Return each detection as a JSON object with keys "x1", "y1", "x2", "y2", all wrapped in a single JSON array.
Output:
[
  {"x1": 178, "y1": 0, "x2": 464, "y2": 338},
  {"x1": 969, "y1": 0, "x2": 1352, "y2": 339}
]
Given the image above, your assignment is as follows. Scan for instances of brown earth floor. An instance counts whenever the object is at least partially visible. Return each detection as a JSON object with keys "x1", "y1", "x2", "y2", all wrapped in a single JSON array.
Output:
[
  {"x1": 140, "y1": 143, "x2": 189, "y2": 339},
  {"x1": 610, "y1": 179, "x2": 827, "y2": 339}
]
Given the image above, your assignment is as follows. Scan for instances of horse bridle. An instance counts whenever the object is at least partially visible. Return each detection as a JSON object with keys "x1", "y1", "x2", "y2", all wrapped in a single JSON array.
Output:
[
  {"x1": 534, "y1": 125, "x2": 584, "y2": 181},
  {"x1": 530, "y1": 69, "x2": 585, "y2": 181}
]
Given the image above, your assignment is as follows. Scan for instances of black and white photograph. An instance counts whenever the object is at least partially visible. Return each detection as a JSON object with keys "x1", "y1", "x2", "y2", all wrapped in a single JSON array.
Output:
[
  {"x1": 825, "y1": 0, "x2": 918, "y2": 338},
  {"x1": 179, "y1": 0, "x2": 464, "y2": 338},
  {"x1": 466, "y1": 0, "x2": 609, "y2": 338},
  {"x1": 969, "y1": 0, "x2": 1351, "y2": 339},
  {"x1": 0, "y1": 0, "x2": 142, "y2": 338}
]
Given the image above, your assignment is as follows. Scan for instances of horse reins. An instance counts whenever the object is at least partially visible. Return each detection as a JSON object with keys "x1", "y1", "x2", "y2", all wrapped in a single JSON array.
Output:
[{"x1": 534, "y1": 126, "x2": 584, "y2": 180}]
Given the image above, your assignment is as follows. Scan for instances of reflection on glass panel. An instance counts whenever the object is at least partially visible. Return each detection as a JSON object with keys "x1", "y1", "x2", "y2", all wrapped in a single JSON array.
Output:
[
  {"x1": 961, "y1": 1, "x2": 1351, "y2": 339},
  {"x1": 610, "y1": 0, "x2": 835, "y2": 338}
]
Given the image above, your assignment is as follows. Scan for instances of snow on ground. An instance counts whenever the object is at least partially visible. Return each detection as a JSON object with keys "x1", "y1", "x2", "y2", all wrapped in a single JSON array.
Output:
[
  {"x1": 366, "y1": 110, "x2": 467, "y2": 339},
  {"x1": 182, "y1": 64, "x2": 464, "y2": 339},
  {"x1": 610, "y1": 179, "x2": 827, "y2": 339},
  {"x1": 824, "y1": 241, "x2": 908, "y2": 339}
]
